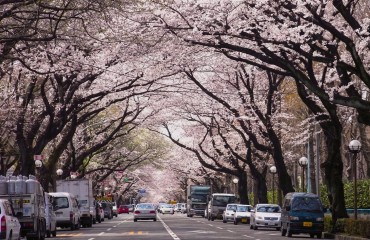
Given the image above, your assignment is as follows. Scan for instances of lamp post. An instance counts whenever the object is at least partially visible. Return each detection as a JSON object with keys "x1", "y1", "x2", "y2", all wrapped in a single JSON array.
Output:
[
  {"x1": 299, "y1": 157, "x2": 308, "y2": 192},
  {"x1": 270, "y1": 166, "x2": 277, "y2": 204},
  {"x1": 70, "y1": 172, "x2": 77, "y2": 179},
  {"x1": 56, "y1": 169, "x2": 63, "y2": 180},
  {"x1": 232, "y1": 178, "x2": 239, "y2": 196},
  {"x1": 34, "y1": 159, "x2": 43, "y2": 180},
  {"x1": 348, "y1": 139, "x2": 361, "y2": 220}
]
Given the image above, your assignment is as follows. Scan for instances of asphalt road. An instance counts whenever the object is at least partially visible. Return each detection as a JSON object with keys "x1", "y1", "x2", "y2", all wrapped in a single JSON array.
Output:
[{"x1": 52, "y1": 212, "x2": 330, "y2": 240}]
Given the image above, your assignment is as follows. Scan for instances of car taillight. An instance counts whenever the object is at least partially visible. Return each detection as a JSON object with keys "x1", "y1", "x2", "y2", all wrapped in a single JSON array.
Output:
[
  {"x1": 134, "y1": 211, "x2": 140, "y2": 214},
  {"x1": 1, "y1": 216, "x2": 6, "y2": 232},
  {"x1": 150, "y1": 211, "x2": 155, "y2": 214}
]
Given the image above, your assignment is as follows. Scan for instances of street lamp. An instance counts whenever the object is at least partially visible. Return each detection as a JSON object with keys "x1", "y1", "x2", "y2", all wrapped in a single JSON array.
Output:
[
  {"x1": 232, "y1": 178, "x2": 239, "y2": 196},
  {"x1": 270, "y1": 166, "x2": 277, "y2": 204},
  {"x1": 56, "y1": 169, "x2": 63, "y2": 179},
  {"x1": 298, "y1": 157, "x2": 308, "y2": 192},
  {"x1": 348, "y1": 139, "x2": 361, "y2": 220},
  {"x1": 34, "y1": 159, "x2": 43, "y2": 180},
  {"x1": 70, "y1": 172, "x2": 77, "y2": 179}
]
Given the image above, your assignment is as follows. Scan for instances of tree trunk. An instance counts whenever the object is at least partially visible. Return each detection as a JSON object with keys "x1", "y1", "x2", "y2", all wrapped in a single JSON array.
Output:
[
  {"x1": 238, "y1": 171, "x2": 249, "y2": 204},
  {"x1": 321, "y1": 124, "x2": 348, "y2": 230}
]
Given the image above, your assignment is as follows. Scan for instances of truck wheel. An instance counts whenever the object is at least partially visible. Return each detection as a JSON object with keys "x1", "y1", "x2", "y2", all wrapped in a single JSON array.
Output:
[
  {"x1": 51, "y1": 229, "x2": 57, "y2": 237},
  {"x1": 46, "y1": 230, "x2": 51, "y2": 238}
]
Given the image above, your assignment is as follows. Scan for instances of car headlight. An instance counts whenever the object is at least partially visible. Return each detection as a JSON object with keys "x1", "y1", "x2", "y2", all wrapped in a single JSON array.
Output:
[
  {"x1": 316, "y1": 217, "x2": 324, "y2": 222},
  {"x1": 289, "y1": 216, "x2": 299, "y2": 221},
  {"x1": 257, "y1": 216, "x2": 263, "y2": 220}
]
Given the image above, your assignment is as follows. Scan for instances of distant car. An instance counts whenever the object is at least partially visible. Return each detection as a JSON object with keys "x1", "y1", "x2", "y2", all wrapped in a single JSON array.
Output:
[
  {"x1": 128, "y1": 204, "x2": 135, "y2": 212},
  {"x1": 222, "y1": 204, "x2": 238, "y2": 223},
  {"x1": 250, "y1": 204, "x2": 281, "y2": 231},
  {"x1": 233, "y1": 204, "x2": 252, "y2": 225},
  {"x1": 0, "y1": 199, "x2": 21, "y2": 240},
  {"x1": 133, "y1": 203, "x2": 157, "y2": 222},
  {"x1": 100, "y1": 202, "x2": 113, "y2": 219},
  {"x1": 111, "y1": 202, "x2": 118, "y2": 217},
  {"x1": 95, "y1": 203, "x2": 104, "y2": 222},
  {"x1": 161, "y1": 204, "x2": 174, "y2": 214},
  {"x1": 157, "y1": 203, "x2": 167, "y2": 213},
  {"x1": 118, "y1": 205, "x2": 129, "y2": 214}
]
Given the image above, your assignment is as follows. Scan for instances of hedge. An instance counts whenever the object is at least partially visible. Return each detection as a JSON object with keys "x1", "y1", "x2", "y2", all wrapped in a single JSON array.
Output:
[{"x1": 324, "y1": 216, "x2": 370, "y2": 238}]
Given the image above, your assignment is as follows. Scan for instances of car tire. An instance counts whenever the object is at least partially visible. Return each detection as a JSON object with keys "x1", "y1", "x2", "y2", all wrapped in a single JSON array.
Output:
[
  {"x1": 134, "y1": 219, "x2": 137, "y2": 222},
  {"x1": 222, "y1": 219, "x2": 227, "y2": 223},
  {"x1": 317, "y1": 232, "x2": 322, "y2": 239},
  {"x1": 250, "y1": 224, "x2": 253, "y2": 229},
  {"x1": 287, "y1": 225, "x2": 292, "y2": 237},
  {"x1": 254, "y1": 225, "x2": 258, "y2": 230},
  {"x1": 281, "y1": 225, "x2": 286, "y2": 236},
  {"x1": 276, "y1": 227, "x2": 281, "y2": 231},
  {"x1": 52, "y1": 229, "x2": 57, "y2": 237},
  {"x1": 153, "y1": 219, "x2": 157, "y2": 222},
  {"x1": 234, "y1": 220, "x2": 237, "y2": 225},
  {"x1": 47, "y1": 228, "x2": 51, "y2": 238}
]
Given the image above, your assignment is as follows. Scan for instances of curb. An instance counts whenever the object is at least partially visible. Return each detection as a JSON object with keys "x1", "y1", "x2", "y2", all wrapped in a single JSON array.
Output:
[{"x1": 324, "y1": 232, "x2": 369, "y2": 240}]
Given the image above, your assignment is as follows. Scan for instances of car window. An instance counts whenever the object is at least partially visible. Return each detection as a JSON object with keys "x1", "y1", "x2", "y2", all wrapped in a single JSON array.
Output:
[
  {"x1": 292, "y1": 197, "x2": 322, "y2": 212},
  {"x1": 55, "y1": 197, "x2": 69, "y2": 209},
  {"x1": 226, "y1": 205, "x2": 237, "y2": 210},
  {"x1": 237, "y1": 206, "x2": 248, "y2": 212}
]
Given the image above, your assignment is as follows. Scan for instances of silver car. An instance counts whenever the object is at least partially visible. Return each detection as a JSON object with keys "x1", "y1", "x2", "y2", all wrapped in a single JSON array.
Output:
[
  {"x1": 250, "y1": 204, "x2": 281, "y2": 231},
  {"x1": 133, "y1": 203, "x2": 157, "y2": 222}
]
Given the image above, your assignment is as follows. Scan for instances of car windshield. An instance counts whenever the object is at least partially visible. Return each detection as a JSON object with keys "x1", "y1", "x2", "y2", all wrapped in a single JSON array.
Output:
[
  {"x1": 190, "y1": 194, "x2": 207, "y2": 202},
  {"x1": 226, "y1": 205, "x2": 237, "y2": 210},
  {"x1": 213, "y1": 196, "x2": 236, "y2": 207},
  {"x1": 78, "y1": 200, "x2": 88, "y2": 206},
  {"x1": 55, "y1": 197, "x2": 69, "y2": 209},
  {"x1": 292, "y1": 197, "x2": 322, "y2": 212},
  {"x1": 237, "y1": 206, "x2": 251, "y2": 212},
  {"x1": 136, "y1": 204, "x2": 154, "y2": 210},
  {"x1": 257, "y1": 206, "x2": 280, "y2": 212}
]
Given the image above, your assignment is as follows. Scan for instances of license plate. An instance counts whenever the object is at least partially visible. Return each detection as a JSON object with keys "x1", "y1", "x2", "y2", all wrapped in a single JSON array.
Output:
[
  {"x1": 268, "y1": 221, "x2": 275, "y2": 225},
  {"x1": 303, "y1": 222, "x2": 312, "y2": 227},
  {"x1": 241, "y1": 218, "x2": 247, "y2": 223}
]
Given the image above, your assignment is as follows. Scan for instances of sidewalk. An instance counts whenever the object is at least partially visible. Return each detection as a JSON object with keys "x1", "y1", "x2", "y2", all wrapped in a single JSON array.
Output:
[{"x1": 324, "y1": 232, "x2": 369, "y2": 240}]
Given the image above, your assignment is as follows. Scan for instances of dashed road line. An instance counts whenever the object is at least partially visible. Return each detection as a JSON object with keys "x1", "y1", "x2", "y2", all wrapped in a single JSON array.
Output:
[
  {"x1": 158, "y1": 215, "x2": 181, "y2": 240},
  {"x1": 227, "y1": 230, "x2": 235, "y2": 233},
  {"x1": 98, "y1": 232, "x2": 104, "y2": 235},
  {"x1": 217, "y1": 227, "x2": 223, "y2": 229},
  {"x1": 243, "y1": 235, "x2": 254, "y2": 239}
]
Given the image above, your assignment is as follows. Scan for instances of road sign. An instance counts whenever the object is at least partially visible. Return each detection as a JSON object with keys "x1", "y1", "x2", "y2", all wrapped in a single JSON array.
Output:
[{"x1": 33, "y1": 155, "x2": 44, "y2": 160}]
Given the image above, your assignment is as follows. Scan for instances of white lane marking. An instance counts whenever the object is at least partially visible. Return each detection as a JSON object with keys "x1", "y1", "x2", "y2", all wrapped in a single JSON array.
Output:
[
  {"x1": 98, "y1": 232, "x2": 104, "y2": 235},
  {"x1": 88, "y1": 238, "x2": 95, "y2": 240},
  {"x1": 243, "y1": 235, "x2": 254, "y2": 239},
  {"x1": 227, "y1": 230, "x2": 234, "y2": 233},
  {"x1": 107, "y1": 228, "x2": 112, "y2": 231},
  {"x1": 208, "y1": 224, "x2": 213, "y2": 227},
  {"x1": 217, "y1": 227, "x2": 223, "y2": 229},
  {"x1": 158, "y1": 215, "x2": 181, "y2": 240}
]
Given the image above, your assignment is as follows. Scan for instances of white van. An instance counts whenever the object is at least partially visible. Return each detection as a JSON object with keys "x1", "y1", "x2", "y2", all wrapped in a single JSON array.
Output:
[
  {"x1": 44, "y1": 193, "x2": 57, "y2": 237},
  {"x1": 49, "y1": 192, "x2": 81, "y2": 230}
]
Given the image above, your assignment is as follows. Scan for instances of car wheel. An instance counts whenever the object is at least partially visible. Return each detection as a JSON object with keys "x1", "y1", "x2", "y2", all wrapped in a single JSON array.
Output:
[
  {"x1": 52, "y1": 229, "x2": 57, "y2": 237},
  {"x1": 134, "y1": 219, "x2": 137, "y2": 222},
  {"x1": 47, "y1": 229, "x2": 51, "y2": 238},
  {"x1": 276, "y1": 227, "x2": 281, "y2": 231},
  {"x1": 254, "y1": 226, "x2": 258, "y2": 230},
  {"x1": 153, "y1": 219, "x2": 157, "y2": 222},
  {"x1": 234, "y1": 220, "x2": 237, "y2": 225},
  {"x1": 317, "y1": 232, "x2": 322, "y2": 239},
  {"x1": 222, "y1": 218, "x2": 227, "y2": 223},
  {"x1": 250, "y1": 224, "x2": 253, "y2": 229},
  {"x1": 287, "y1": 224, "x2": 292, "y2": 237},
  {"x1": 281, "y1": 224, "x2": 286, "y2": 236}
]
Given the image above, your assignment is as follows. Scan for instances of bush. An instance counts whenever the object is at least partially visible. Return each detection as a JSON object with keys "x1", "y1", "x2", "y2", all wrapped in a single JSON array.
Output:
[{"x1": 325, "y1": 217, "x2": 370, "y2": 238}]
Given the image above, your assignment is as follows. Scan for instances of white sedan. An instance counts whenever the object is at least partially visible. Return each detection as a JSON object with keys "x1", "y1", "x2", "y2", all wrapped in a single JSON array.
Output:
[
  {"x1": 233, "y1": 204, "x2": 252, "y2": 225},
  {"x1": 0, "y1": 199, "x2": 21, "y2": 240},
  {"x1": 250, "y1": 204, "x2": 281, "y2": 231},
  {"x1": 133, "y1": 203, "x2": 157, "y2": 222},
  {"x1": 160, "y1": 204, "x2": 174, "y2": 214}
]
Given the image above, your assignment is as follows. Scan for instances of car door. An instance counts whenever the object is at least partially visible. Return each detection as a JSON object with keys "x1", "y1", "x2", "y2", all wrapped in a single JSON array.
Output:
[{"x1": 5, "y1": 201, "x2": 21, "y2": 240}]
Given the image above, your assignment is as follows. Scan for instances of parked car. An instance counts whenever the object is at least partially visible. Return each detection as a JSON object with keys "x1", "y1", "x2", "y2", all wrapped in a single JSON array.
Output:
[
  {"x1": 118, "y1": 205, "x2": 129, "y2": 214},
  {"x1": 100, "y1": 202, "x2": 113, "y2": 219},
  {"x1": 45, "y1": 193, "x2": 57, "y2": 237},
  {"x1": 250, "y1": 204, "x2": 281, "y2": 231},
  {"x1": 0, "y1": 199, "x2": 21, "y2": 240},
  {"x1": 133, "y1": 203, "x2": 157, "y2": 222},
  {"x1": 222, "y1": 204, "x2": 238, "y2": 223},
  {"x1": 128, "y1": 204, "x2": 135, "y2": 212},
  {"x1": 280, "y1": 192, "x2": 325, "y2": 238},
  {"x1": 95, "y1": 203, "x2": 104, "y2": 223},
  {"x1": 160, "y1": 204, "x2": 174, "y2": 214},
  {"x1": 49, "y1": 192, "x2": 81, "y2": 230},
  {"x1": 111, "y1": 202, "x2": 118, "y2": 217},
  {"x1": 233, "y1": 204, "x2": 252, "y2": 225}
]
